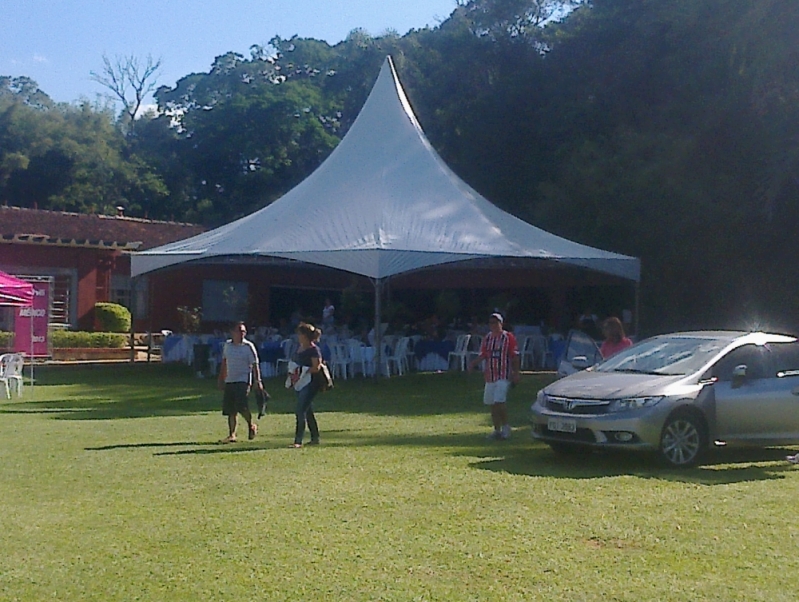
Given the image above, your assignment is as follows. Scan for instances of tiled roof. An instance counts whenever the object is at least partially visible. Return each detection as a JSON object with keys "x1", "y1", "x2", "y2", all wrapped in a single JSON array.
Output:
[{"x1": 0, "y1": 206, "x2": 205, "y2": 251}]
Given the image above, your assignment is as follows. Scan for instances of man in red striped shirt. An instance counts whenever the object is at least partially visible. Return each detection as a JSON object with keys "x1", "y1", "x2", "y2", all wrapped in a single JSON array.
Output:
[{"x1": 468, "y1": 313, "x2": 520, "y2": 440}]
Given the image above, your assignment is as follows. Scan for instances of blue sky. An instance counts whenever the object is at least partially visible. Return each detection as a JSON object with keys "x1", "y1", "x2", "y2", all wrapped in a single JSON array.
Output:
[{"x1": 2, "y1": 0, "x2": 458, "y2": 104}]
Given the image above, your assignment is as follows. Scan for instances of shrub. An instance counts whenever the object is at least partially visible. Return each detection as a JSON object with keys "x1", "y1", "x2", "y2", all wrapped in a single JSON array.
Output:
[
  {"x1": 95, "y1": 302, "x2": 131, "y2": 333},
  {"x1": 0, "y1": 331, "x2": 12, "y2": 348},
  {"x1": 50, "y1": 331, "x2": 128, "y2": 348}
]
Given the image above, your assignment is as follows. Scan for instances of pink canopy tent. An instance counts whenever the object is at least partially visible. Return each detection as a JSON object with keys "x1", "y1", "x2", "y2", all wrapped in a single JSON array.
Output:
[
  {"x1": 0, "y1": 271, "x2": 34, "y2": 307},
  {"x1": 0, "y1": 271, "x2": 34, "y2": 393}
]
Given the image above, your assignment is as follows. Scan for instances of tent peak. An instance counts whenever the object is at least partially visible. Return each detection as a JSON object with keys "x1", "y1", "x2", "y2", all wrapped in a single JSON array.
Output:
[{"x1": 132, "y1": 59, "x2": 640, "y2": 282}]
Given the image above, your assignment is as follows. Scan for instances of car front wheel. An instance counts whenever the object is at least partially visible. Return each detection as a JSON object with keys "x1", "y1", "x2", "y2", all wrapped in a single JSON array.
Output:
[{"x1": 659, "y1": 412, "x2": 706, "y2": 467}]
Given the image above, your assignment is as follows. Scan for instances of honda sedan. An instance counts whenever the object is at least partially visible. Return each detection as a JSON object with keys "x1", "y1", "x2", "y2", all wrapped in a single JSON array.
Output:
[{"x1": 530, "y1": 331, "x2": 799, "y2": 467}]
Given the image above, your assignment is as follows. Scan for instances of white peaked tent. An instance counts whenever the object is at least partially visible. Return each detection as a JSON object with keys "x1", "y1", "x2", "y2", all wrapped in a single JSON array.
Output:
[{"x1": 132, "y1": 56, "x2": 640, "y2": 364}]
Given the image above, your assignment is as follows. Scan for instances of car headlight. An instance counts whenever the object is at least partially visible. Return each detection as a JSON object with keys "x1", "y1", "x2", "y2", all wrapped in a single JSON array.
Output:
[
  {"x1": 608, "y1": 396, "x2": 663, "y2": 412},
  {"x1": 533, "y1": 390, "x2": 546, "y2": 409}
]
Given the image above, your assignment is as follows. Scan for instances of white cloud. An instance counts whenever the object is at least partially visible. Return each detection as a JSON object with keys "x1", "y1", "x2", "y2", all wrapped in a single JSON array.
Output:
[
  {"x1": 134, "y1": 103, "x2": 158, "y2": 119},
  {"x1": 33, "y1": 54, "x2": 49, "y2": 63}
]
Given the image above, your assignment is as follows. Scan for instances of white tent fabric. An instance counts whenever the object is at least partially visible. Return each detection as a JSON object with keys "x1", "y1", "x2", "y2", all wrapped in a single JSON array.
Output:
[{"x1": 132, "y1": 57, "x2": 639, "y2": 282}]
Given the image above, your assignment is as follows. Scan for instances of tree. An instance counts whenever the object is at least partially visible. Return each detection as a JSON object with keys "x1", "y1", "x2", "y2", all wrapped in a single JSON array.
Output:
[
  {"x1": 90, "y1": 54, "x2": 161, "y2": 134},
  {"x1": 455, "y1": 0, "x2": 585, "y2": 42},
  {"x1": 0, "y1": 76, "x2": 54, "y2": 110}
]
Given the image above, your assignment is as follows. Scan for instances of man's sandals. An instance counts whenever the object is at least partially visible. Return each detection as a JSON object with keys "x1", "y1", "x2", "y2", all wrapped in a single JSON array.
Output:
[{"x1": 218, "y1": 424, "x2": 257, "y2": 444}]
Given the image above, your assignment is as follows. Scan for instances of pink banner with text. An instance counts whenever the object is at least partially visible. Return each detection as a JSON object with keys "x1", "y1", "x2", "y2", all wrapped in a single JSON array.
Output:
[{"x1": 14, "y1": 281, "x2": 50, "y2": 357}]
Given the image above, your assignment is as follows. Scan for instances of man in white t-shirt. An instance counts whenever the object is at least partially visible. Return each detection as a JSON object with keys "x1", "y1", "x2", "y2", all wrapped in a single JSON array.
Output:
[
  {"x1": 217, "y1": 322, "x2": 263, "y2": 443},
  {"x1": 322, "y1": 298, "x2": 335, "y2": 328}
]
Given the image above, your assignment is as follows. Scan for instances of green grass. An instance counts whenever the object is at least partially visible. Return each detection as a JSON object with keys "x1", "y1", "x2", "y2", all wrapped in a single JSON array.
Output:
[{"x1": 2, "y1": 365, "x2": 799, "y2": 601}]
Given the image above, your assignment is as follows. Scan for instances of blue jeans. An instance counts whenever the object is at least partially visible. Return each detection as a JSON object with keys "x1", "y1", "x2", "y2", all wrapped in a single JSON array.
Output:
[{"x1": 294, "y1": 384, "x2": 319, "y2": 444}]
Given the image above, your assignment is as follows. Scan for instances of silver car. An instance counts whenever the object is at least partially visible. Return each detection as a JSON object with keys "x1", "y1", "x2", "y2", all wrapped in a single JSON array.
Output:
[{"x1": 531, "y1": 331, "x2": 799, "y2": 467}]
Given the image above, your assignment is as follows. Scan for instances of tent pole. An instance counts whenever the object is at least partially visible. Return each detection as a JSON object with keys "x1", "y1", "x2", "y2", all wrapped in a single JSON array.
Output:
[
  {"x1": 373, "y1": 278, "x2": 383, "y2": 378},
  {"x1": 29, "y1": 299, "x2": 34, "y2": 392},
  {"x1": 129, "y1": 276, "x2": 138, "y2": 363}
]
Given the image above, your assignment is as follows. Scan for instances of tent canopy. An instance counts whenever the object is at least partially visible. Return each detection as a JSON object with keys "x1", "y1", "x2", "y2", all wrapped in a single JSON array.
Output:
[
  {"x1": 132, "y1": 57, "x2": 639, "y2": 282},
  {"x1": 0, "y1": 271, "x2": 33, "y2": 307}
]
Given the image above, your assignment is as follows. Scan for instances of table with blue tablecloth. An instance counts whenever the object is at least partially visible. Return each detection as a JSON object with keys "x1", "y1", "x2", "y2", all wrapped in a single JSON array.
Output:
[
  {"x1": 258, "y1": 341, "x2": 283, "y2": 365},
  {"x1": 163, "y1": 334, "x2": 222, "y2": 365},
  {"x1": 414, "y1": 340, "x2": 455, "y2": 372},
  {"x1": 160, "y1": 335, "x2": 237, "y2": 375},
  {"x1": 257, "y1": 341, "x2": 283, "y2": 378}
]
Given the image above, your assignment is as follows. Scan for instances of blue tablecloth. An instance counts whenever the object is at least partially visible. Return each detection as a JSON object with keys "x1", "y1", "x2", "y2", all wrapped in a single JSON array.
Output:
[
  {"x1": 258, "y1": 341, "x2": 283, "y2": 364},
  {"x1": 209, "y1": 338, "x2": 225, "y2": 359},
  {"x1": 162, "y1": 335, "x2": 184, "y2": 359},
  {"x1": 414, "y1": 340, "x2": 455, "y2": 361},
  {"x1": 548, "y1": 338, "x2": 566, "y2": 369}
]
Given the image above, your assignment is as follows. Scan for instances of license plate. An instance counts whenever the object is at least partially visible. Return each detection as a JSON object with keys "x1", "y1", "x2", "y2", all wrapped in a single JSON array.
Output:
[{"x1": 548, "y1": 417, "x2": 577, "y2": 433}]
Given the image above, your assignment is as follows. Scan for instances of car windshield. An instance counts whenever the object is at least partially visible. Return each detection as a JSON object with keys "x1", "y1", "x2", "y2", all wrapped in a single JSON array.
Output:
[{"x1": 594, "y1": 336, "x2": 730, "y2": 376}]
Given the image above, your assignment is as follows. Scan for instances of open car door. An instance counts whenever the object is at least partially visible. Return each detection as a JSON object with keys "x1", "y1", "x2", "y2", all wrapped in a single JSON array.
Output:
[{"x1": 557, "y1": 329, "x2": 602, "y2": 379}]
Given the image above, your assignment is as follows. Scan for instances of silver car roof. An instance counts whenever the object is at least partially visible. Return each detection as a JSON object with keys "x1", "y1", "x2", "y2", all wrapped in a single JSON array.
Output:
[{"x1": 646, "y1": 331, "x2": 796, "y2": 344}]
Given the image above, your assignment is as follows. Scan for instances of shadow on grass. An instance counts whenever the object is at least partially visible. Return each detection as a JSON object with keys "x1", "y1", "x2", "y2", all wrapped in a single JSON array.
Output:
[
  {"x1": 108, "y1": 426, "x2": 797, "y2": 485},
  {"x1": 28, "y1": 366, "x2": 797, "y2": 483},
  {"x1": 154, "y1": 445, "x2": 277, "y2": 456},
  {"x1": 86, "y1": 441, "x2": 206, "y2": 451},
  {"x1": 1, "y1": 395, "x2": 219, "y2": 420},
  {"x1": 13, "y1": 364, "x2": 555, "y2": 421},
  {"x1": 465, "y1": 443, "x2": 795, "y2": 485}
]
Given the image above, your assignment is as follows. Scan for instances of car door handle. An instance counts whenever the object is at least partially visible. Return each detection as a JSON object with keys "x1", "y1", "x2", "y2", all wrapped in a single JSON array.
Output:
[{"x1": 792, "y1": 387, "x2": 799, "y2": 396}]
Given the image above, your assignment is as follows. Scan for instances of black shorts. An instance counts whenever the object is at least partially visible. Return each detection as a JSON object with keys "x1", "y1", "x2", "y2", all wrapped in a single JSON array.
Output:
[{"x1": 222, "y1": 382, "x2": 250, "y2": 416}]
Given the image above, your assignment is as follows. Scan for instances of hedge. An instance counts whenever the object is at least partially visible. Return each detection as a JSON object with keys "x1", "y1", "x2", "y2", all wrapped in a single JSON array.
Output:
[
  {"x1": 50, "y1": 331, "x2": 128, "y2": 349},
  {"x1": 95, "y1": 302, "x2": 131, "y2": 333},
  {"x1": 0, "y1": 331, "x2": 12, "y2": 348}
]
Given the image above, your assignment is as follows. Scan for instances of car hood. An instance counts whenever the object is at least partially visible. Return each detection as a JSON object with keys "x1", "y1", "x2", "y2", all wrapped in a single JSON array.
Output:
[{"x1": 544, "y1": 370, "x2": 686, "y2": 399}]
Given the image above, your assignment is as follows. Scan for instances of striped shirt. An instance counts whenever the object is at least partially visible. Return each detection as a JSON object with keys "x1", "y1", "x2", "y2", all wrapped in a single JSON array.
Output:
[
  {"x1": 479, "y1": 330, "x2": 519, "y2": 383},
  {"x1": 222, "y1": 339, "x2": 259, "y2": 384}
]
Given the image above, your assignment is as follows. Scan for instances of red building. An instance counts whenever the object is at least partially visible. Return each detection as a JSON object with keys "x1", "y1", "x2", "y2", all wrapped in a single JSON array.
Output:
[{"x1": 0, "y1": 206, "x2": 204, "y2": 331}]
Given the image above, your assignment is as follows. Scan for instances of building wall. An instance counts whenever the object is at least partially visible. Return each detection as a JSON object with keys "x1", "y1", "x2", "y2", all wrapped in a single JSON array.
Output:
[{"x1": 0, "y1": 243, "x2": 117, "y2": 330}]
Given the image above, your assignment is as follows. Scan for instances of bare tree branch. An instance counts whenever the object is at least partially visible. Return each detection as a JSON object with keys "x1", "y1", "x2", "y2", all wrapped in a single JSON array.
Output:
[{"x1": 91, "y1": 53, "x2": 162, "y2": 133}]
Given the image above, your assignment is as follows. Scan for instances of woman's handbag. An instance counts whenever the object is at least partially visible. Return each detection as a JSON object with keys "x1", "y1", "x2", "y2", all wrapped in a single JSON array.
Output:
[{"x1": 315, "y1": 362, "x2": 334, "y2": 392}]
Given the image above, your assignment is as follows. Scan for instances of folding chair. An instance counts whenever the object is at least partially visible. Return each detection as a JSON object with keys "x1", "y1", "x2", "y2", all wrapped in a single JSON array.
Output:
[{"x1": 448, "y1": 334, "x2": 471, "y2": 371}]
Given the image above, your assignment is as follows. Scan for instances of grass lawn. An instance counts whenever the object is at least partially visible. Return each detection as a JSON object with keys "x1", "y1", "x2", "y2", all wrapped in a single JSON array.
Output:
[{"x1": 2, "y1": 364, "x2": 799, "y2": 601}]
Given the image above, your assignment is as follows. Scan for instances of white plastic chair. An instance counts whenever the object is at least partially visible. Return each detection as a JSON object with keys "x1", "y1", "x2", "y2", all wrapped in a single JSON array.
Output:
[
  {"x1": 361, "y1": 346, "x2": 376, "y2": 377},
  {"x1": 467, "y1": 335, "x2": 483, "y2": 368},
  {"x1": 406, "y1": 335, "x2": 423, "y2": 372},
  {"x1": 518, "y1": 335, "x2": 534, "y2": 370},
  {"x1": 328, "y1": 343, "x2": 351, "y2": 380},
  {"x1": 0, "y1": 354, "x2": 11, "y2": 399},
  {"x1": 346, "y1": 339, "x2": 368, "y2": 377},
  {"x1": 448, "y1": 334, "x2": 471, "y2": 371},
  {"x1": 276, "y1": 339, "x2": 297, "y2": 374},
  {"x1": 530, "y1": 334, "x2": 548, "y2": 369},
  {"x1": 0, "y1": 353, "x2": 24, "y2": 398},
  {"x1": 385, "y1": 337, "x2": 411, "y2": 376}
]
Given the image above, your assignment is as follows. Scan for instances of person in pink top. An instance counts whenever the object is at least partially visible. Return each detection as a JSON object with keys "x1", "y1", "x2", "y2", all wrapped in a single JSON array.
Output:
[
  {"x1": 467, "y1": 313, "x2": 520, "y2": 440},
  {"x1": 599, "y1": 317, "x2": 633, "y2": 359}
]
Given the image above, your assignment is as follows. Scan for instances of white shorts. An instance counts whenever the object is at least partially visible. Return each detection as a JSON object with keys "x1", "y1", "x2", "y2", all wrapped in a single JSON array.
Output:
[{"x1": 483, "y1": 380, "x2": 511, "y2": 405}]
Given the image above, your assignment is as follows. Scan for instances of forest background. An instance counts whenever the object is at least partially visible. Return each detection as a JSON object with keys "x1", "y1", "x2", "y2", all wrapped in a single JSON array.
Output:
[{"x1": 1, "y1": 0, "x2": 798, "y2": 335}]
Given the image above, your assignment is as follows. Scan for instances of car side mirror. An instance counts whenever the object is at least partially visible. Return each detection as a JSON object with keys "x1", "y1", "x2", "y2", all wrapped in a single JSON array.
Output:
[
  {"x1": 571, "y1": 356, "x2": 590, "y2": 370},
  {"x1": 731, "y1": 364, "x2": 747, "y2": 388}
]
